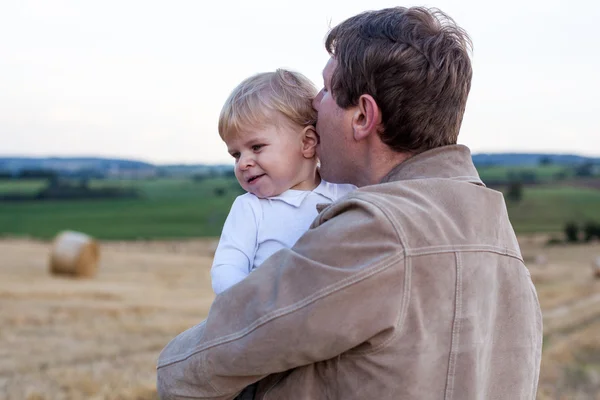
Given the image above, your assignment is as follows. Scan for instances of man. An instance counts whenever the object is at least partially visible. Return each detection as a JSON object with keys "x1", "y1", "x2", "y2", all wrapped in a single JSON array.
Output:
[{"x1": 157, "y1": 6, "x2": 542, "y2": 399}]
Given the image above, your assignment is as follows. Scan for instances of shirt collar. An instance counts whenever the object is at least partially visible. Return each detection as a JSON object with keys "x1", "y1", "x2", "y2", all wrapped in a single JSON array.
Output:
[
  {"x1": 312, "y1": 180, "x2": 336, "y2": 202},
  {"x1": 267, "y1": 180, "x2": 334, "y2": 208}
]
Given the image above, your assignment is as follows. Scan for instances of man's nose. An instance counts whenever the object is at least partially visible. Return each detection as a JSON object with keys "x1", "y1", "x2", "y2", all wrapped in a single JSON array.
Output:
[{"x1": 312, "y1": 90, "x2": 323, "y2": 111}]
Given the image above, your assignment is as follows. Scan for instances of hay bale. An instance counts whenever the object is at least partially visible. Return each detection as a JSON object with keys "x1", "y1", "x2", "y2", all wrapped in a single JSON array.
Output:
[
  {"x1": 593, "y1": 257, "x2": 600, "y2": 279},
  {"x1": 49, "y1": 231, "x2": 100, "y2": 278}
]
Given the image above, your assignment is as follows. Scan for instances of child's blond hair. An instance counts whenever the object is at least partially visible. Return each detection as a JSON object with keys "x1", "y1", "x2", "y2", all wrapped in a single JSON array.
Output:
[{"x1": 218, "y1": 69, "x2": 317, "y2": 139}]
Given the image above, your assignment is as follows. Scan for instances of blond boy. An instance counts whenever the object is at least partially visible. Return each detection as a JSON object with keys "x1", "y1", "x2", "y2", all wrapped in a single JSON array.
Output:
[{"x1": 211, "y1": 69, "x2": 355, "y2": 295}]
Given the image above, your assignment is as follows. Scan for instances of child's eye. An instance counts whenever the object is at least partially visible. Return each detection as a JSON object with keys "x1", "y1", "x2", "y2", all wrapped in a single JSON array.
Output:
[
  {"x1": 231, "y1": 152, "x2": 240, "y2": 160},
  {"x1": 252, "y1": 144, "x2": 264, "y2": 152}
]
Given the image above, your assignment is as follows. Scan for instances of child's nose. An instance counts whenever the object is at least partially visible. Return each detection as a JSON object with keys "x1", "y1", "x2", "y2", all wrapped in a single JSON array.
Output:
[{"x1": 239, "y1": 154, "x2": 254, "y2": 170}]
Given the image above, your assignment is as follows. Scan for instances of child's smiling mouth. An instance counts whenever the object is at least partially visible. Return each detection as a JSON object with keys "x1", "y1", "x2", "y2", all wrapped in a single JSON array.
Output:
[{"x1": 247, "y1": 174, "x2": 266, "y2": 183}]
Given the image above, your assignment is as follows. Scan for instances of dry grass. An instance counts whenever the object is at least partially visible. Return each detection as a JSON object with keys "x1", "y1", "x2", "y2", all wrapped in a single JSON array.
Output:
[
  {"x1": 524, "y1": 239, "x2": 600, "y2": 399},
  {"x1": 0, "y1": 238, "x2": 216, "y2": 400},
  {"x1": 1, "y1": 236, "x2": 600, "y2": 399}
]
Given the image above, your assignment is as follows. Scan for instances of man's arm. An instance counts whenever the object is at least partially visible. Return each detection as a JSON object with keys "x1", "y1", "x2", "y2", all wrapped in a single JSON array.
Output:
[
  {"x1": 210, "y1": 195, "x2": 259, "y2": 294},
  {"x1": 157, "y1": 194, "x2": 405, "y2": 399}
]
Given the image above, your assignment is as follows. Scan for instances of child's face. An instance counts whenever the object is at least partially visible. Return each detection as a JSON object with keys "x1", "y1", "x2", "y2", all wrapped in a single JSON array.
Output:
[{"x1": 225, "y1": 117, "x2": 316, "y2": 198}]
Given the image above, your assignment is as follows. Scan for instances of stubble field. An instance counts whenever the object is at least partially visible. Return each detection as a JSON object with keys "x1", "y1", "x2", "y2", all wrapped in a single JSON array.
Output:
[{"x1": 1, "y1": 236, "x2": 600, "y2": 399}]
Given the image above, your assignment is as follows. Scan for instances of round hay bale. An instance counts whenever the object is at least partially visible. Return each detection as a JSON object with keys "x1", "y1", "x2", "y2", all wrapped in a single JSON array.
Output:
[{"x1": 49, "y1": 231, "x2": 100, "y2": 278}]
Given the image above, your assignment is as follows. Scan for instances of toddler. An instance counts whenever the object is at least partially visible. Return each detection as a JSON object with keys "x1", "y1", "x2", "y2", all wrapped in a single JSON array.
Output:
[{"x1": 211, "y1": 69, "x2": 355, "y2": 295}]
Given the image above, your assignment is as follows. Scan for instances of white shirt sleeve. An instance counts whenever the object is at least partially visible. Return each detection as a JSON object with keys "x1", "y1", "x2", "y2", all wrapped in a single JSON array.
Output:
[{"x1": 210, "y1": 194, "x2": 260, "y2": 295}]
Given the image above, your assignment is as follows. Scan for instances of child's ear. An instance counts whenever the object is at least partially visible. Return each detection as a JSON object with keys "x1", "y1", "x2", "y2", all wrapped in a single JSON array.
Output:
[{"x1": 301, "y1": 125, "x2": 318, "y2": 159}]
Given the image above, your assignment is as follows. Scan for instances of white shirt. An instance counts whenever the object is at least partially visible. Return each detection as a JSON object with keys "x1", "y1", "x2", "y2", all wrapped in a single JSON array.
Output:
[{"x1": 210, "y1": 180, "x2": 356, "y2": 294}]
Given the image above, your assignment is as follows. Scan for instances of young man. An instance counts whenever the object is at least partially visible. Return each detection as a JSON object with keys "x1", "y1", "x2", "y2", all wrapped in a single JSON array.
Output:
[{"x1": 157, "y1": 7, "x2": 543, "y2": 400}]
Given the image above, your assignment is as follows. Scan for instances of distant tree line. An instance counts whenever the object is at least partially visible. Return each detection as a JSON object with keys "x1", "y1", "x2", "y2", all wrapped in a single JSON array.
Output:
[
  {"x1": 573, "y1": 162, "x2": 597, "y2": 178},
  {"x1": 0, "y1": 168, "x2": 58, "y2": 180},
  {"x1": 483, "y1": 160, "x2": 600, "y2": 189},
  {"x1": 564, "y1": 221, "x2": 600, "y2": 243},
  {"x1": 191, "y1": 168, "x2": 235, "y2": 182},
  {"x1": 0, "y1": 168, "x2": 106, "y2": 180},
  {"x1": 0, "y1": 178, "x2": 141, "y2": 202}
]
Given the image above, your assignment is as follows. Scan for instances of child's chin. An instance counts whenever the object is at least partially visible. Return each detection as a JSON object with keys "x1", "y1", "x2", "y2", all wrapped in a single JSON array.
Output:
[
  {"x1": 250, "y1": 190, "x2": 267, "y2": 199},
  {"x1": 253, "y1": 189, "x2": 282, "y2": 199}
]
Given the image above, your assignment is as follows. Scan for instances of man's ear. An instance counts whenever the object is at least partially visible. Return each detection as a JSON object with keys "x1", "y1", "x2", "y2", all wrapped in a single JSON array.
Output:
[
  {"x1": 352, "y1": 94, "x2": 382, "y2": 142},
  {"x1": 301, "y1": 125, "x2": 319, "y2": 159}
]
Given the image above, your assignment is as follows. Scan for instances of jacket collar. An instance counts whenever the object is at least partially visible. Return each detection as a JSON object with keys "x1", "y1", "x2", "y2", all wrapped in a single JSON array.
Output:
[{"x1": 380, "y1": 145, "x2": 485, "y2": 187}]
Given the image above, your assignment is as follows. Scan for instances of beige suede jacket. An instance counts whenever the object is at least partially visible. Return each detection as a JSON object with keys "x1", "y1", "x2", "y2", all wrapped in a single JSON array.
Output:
[{"x1": 157, "y1": 145, "x2": 543, "y2": 400}]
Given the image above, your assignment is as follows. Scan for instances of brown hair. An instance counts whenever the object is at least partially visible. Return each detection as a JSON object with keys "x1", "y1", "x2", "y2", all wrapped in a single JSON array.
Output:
[
  {"x1": 218, "y1": 69, "x2": 317, "y2": 139},
  {"x1": 325, "y1": 7, "x2": 473, "y2": 153}
]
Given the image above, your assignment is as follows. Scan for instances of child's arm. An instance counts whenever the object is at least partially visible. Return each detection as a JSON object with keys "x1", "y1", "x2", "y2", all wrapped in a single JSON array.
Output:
[{"x1": 210, "y1": 195, "x2": 259, "y2": 295}]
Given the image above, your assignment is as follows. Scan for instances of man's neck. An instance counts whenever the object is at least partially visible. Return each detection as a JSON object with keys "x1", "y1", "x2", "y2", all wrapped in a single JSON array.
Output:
[{"x1": 355, "y1": 150, "x2": 413, "y2": 187}]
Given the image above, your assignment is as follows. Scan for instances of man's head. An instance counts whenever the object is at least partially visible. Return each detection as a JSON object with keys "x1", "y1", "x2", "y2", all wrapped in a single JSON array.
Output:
[
  {"x1": 313, "y1": 7, "x2": 473, "y2": 186},
  {"x1": 218, "y1": 69, "x2": 320, "y2": 198}
]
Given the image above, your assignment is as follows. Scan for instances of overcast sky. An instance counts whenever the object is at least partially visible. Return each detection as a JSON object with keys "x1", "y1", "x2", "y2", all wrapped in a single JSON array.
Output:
[{"x1": 1, "y1": 0, "x2": 598, "y2": 164}]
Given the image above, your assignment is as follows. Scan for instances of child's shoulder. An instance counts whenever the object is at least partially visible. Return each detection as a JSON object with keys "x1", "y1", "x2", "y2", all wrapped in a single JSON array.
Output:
[
  {"x1": 226, "y1": 192, "x2": 265, "y2": 223},
  {"x1": 231, "y1": 192, "x2": 261, "y2": 209}
]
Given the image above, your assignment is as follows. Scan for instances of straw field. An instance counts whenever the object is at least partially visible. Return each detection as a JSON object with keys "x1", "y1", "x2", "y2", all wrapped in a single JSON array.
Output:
[
  {"x1": 1, "y1": 236, "x2": 600, "y2": 399},
  {"x1": 0, "y1": 238, "x2": 217, "y2": 400}
]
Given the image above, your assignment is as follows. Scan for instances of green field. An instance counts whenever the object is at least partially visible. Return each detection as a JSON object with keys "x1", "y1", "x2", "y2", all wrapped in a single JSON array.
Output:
[
  {"x1": 0, "y1": 178, "x2": 242, "y2": 240},
  {"x1": 1, "y1": 176, "x2": 599, "y2": 239},
  {"x1": 477, "y1": 165, "x2": 570, "y2": 183},
  {"x1": 505, "y1": 185, "x2": 600, "y2": 233},
  {"x1": 0, "y1": 179, "x2": 47, "y2": 194}
]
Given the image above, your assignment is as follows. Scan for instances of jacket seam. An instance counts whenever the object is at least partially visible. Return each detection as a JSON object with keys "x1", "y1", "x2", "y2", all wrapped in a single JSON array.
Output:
[
  {"x1": 157, "y1": 252, "x2": 405, "y2": 366},
  {"x1": 347, "y1": 194, "x2": 408, "y2": 254},
  {"x1": 412, "y1": 175, "x2": 483, "y2": 184},
  {"x1": 157, "y1": 320, "x2": 206, "y2": 368},
  {"x1": 530, "y1": 279, "x2": 543, "y2": 399},
  {"x1": 444, "y1": 252, "x2": 463, "y2": 400},
  {"x1": 350, "y1": 194, "x2": 521, "y2": 261},
  {"x1": 204, "y1": 355, "x2": 223, "y2": 396},
  {"x1": 338, "y1": 195, "x2": 410, "y2": 357},
  {"x1": 447, "y1": 175, "x2": 484, "y2": 182},
  {"x1": 406, "y1": 244, "x2": 522, "y2": 260},
  {"x1": 347, "y1": 255, "x2": 412, "y2": 357}
]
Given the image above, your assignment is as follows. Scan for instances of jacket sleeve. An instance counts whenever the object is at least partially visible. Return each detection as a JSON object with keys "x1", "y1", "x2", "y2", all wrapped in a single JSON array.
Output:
[
  {"x1": 157, "y1": 195, "x2": 405, "y2": 399},
  {"x1": 210, "y1": 195, "x2": 259, "y2": 295}
]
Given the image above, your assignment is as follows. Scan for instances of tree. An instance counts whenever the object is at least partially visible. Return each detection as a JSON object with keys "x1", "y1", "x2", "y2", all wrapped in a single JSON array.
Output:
[
  {"x1": 583, "y1": 221, "x2": 600, "y2": 242},
  {"x1": 519, "y1": 171, "x2": 538, "y2": 184},
  {"x1": 223, "y1": 169, "x2": 236, "y2": 178},
  {"x1": 506, "y1": 181, "x2": 523, "y2": 202},
  {"x1": 18, "y1": 168, "x2": 57, "y2": 180},
  {"x1": 553, "y1": 170, "x2": 568, "y2": 181},
  {"x1": 192, "y1": 173, "x2": 207, "y2": 182},
  {"x1": 574, "y1": 162, "x2": 594, "y2": 177},
  {"x1": 539, "y1": 156, "x2": 553, "y2": 166},
  {"x1": 564, "y1": 222, "x2": 579, "y2": 243}
]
